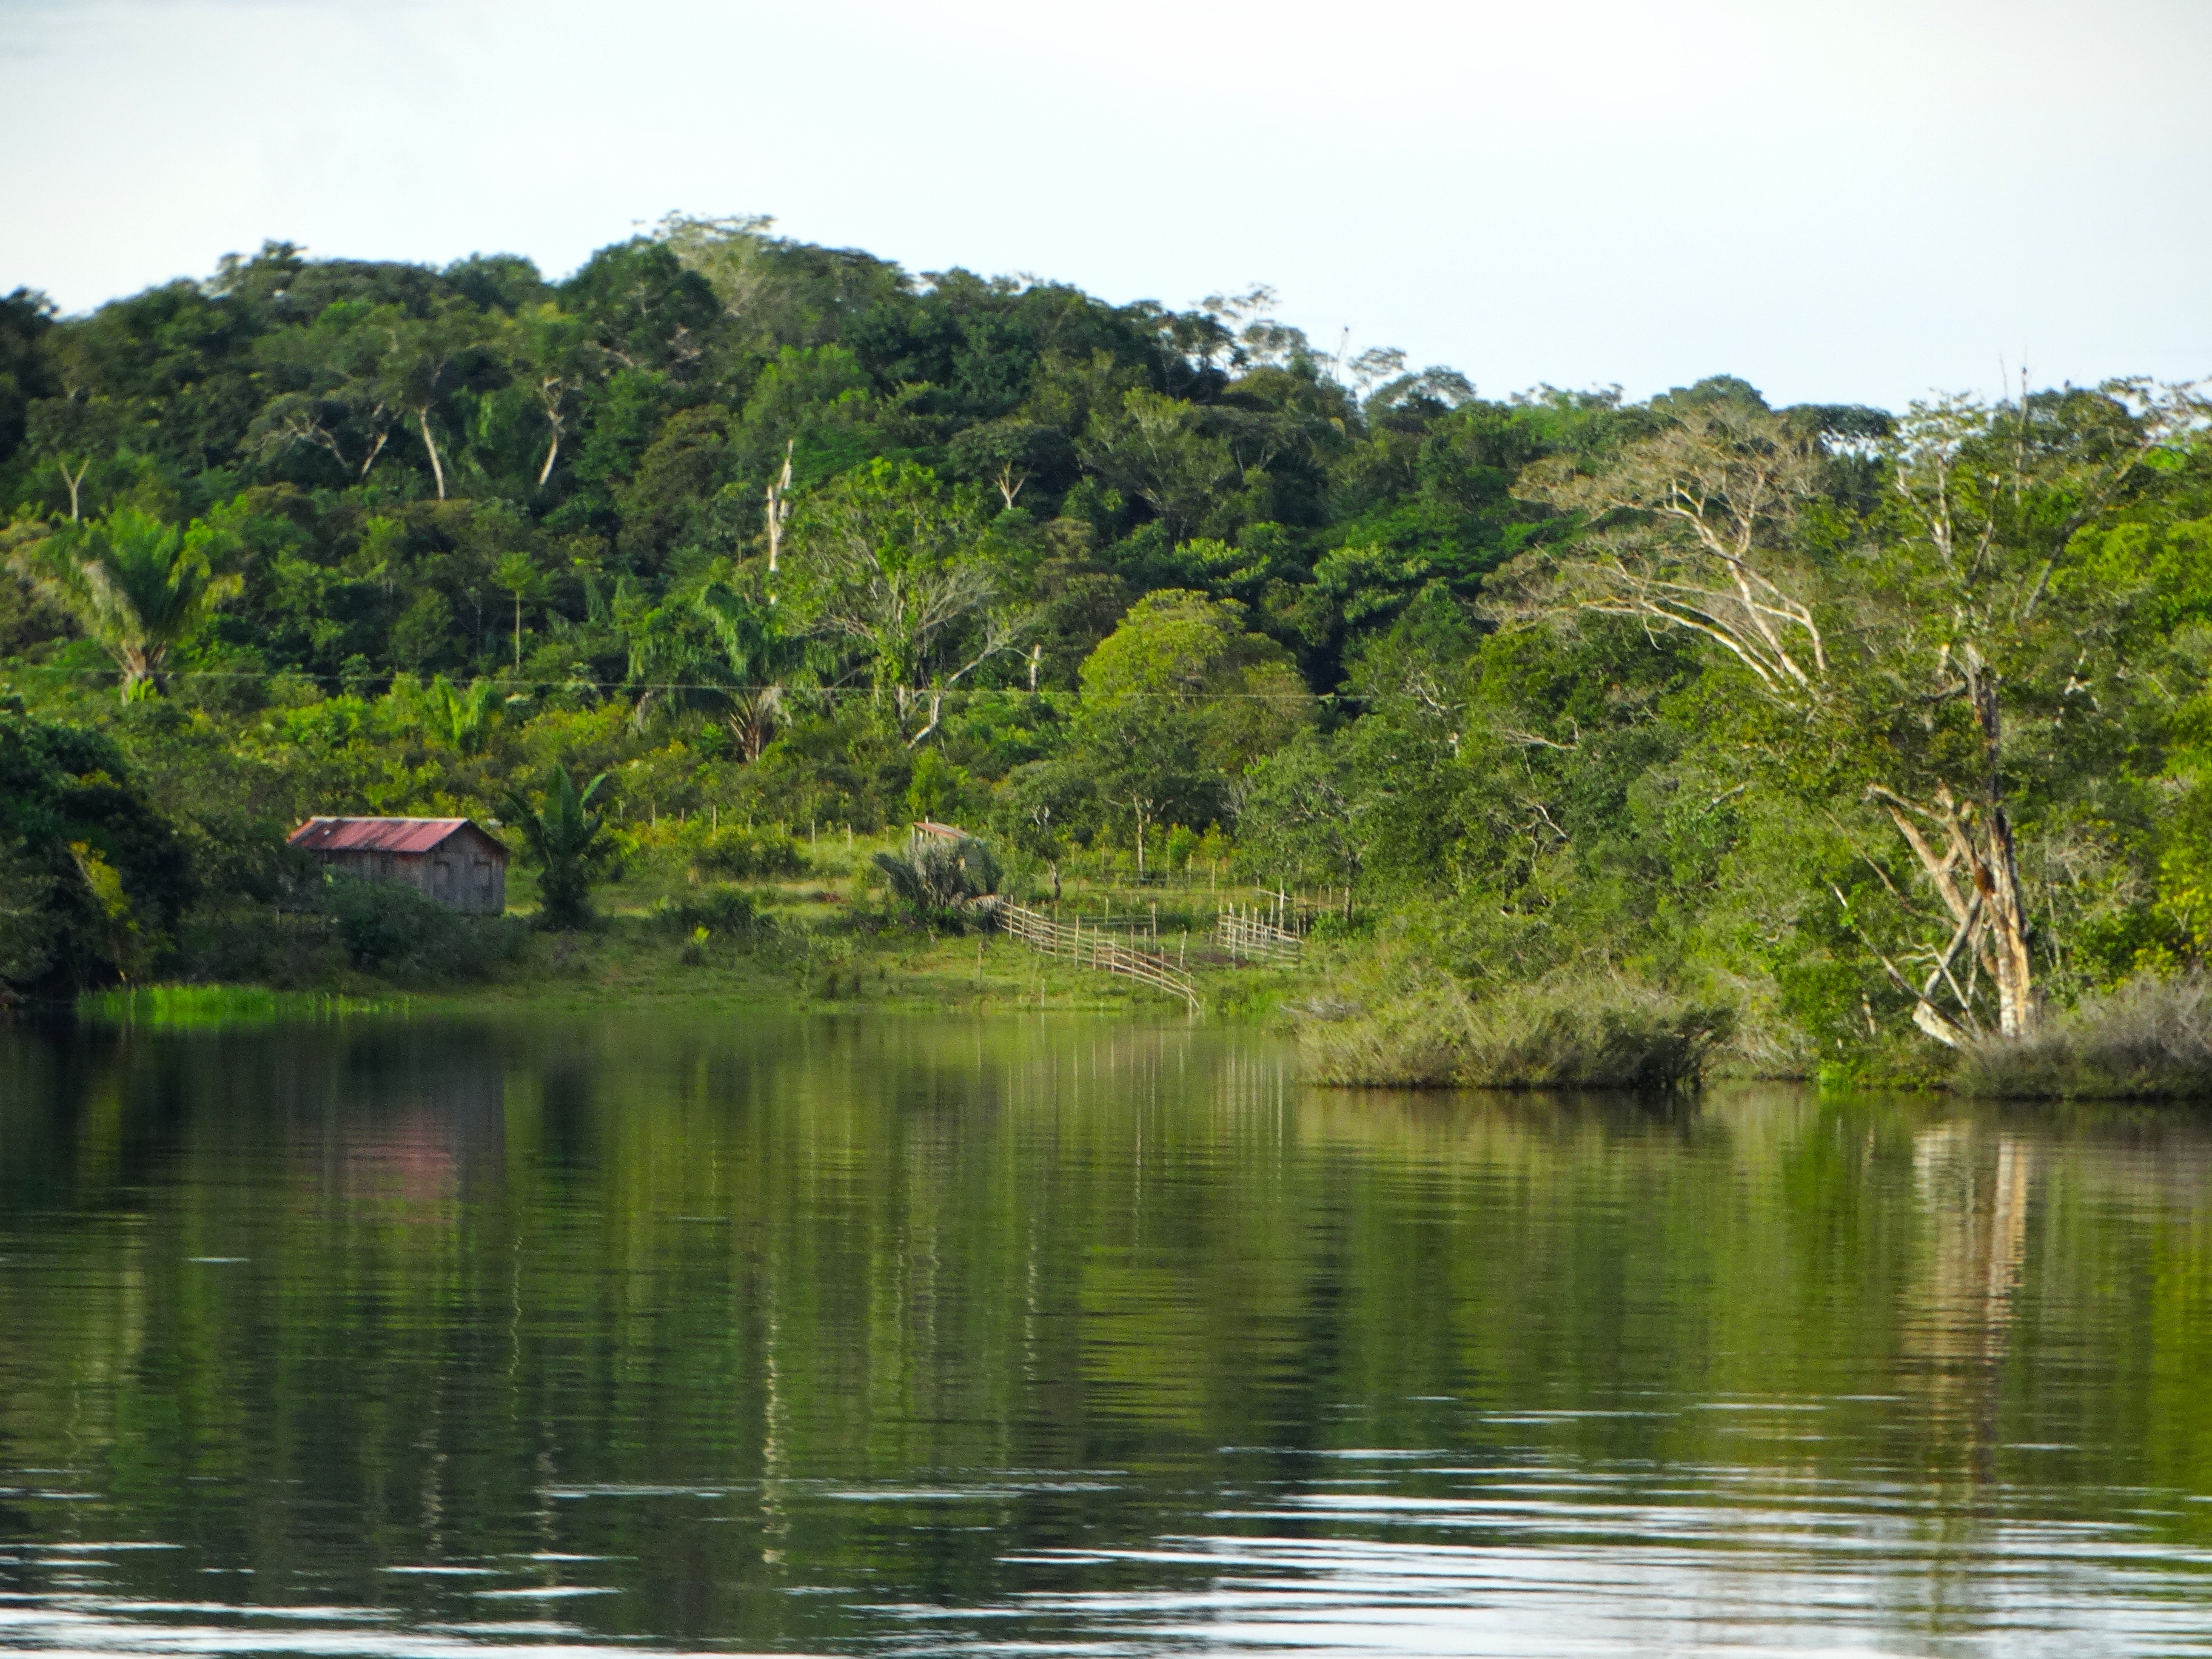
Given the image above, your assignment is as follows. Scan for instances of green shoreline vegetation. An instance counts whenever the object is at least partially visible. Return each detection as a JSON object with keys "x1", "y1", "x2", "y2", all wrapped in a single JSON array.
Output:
[{"x1": 5, "y1": 218, "x2": 2212, "y2": 1094}]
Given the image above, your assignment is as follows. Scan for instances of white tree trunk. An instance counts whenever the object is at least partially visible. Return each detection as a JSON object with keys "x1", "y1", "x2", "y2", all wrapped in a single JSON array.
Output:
[{"x1": 417, "y1": 407, "x2": 447, "y2": 500}]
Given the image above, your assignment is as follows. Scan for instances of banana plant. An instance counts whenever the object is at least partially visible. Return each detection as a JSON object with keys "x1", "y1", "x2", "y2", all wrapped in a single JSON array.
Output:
[{"x1": 499, "y1": 766, "x2": 618, "y2": 930}]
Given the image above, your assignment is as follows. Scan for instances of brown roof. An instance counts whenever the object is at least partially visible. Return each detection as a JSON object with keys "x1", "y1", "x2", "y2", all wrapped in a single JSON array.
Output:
[{"x1": 287, "y1": 817, "x2": 502, "y2": 857}]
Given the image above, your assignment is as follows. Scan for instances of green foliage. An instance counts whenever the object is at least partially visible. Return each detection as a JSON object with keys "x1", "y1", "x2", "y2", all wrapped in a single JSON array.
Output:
[
  {"x1": 0, "y1": 838, "x2": 59, "y2": 993},
  {"x1": 1236, "y1": 730, "x2": 1366, "y2": 902},
  {"x1": 500, "y1": 767, "x2": 617, "y2": 930},
  {"x1": 903, "y1": 747, "x2": 973, "y2": 824},
  {"x1": 695, "y1": 826, "x2": 806, "y2": 880},
  {"x1": 871, "y1": 834, "x2": 1000, "y2": 927},
  {"x1": 12, "y1": 506, "x2": 244, "y2": 698},
  {"x1": 424, "y1": 674, "x2": 498, "y2": 752},
  {"x1": 0, "y1": 706, "x2": 190, "y2": 995},
  {"x1": 629, "y1": 818, "x2": 807, "y2": 883},
  {"x1": 1074, "y1": 588, "x2": 1313, "y2": 840},
  {"x1": 321, "y1": 873, "x2": 522, "y2": 982},
  {"x1": 653, "y1": 883, "x2": 771, "y2": 937}
]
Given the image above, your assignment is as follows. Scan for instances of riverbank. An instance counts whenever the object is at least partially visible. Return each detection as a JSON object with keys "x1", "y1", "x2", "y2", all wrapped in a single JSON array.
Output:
[
  {"x1": 130, "y1": 830, "x2": 1313, "y2": 1021},
  {"x1": 91, "y1": 835, "x2": 2212, "y2": 1101}
]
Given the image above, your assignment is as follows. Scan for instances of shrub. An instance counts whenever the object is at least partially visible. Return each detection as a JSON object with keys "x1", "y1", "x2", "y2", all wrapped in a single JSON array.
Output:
[
  {"x1": 321, "y1": 875, "x2": 523, "y2": 983},
  {"x1": 653, "y1": 883, "x2": 771, "y2": 938},
  {"x1": 1956, "y1": 974, "x2": 2212, "y2": 1099},
  {"x1": 175, "y1": 905, "x2": 347, "y2": 989},
  {"x1": 626, "y1": 819, "x2": 808, "y2": 885},
  {"x1": 1301, "y1": 981, "x2": 1734, "y2": 1091},
  {"x1": 0, "y1": 708, "x2": 193, "y2": 996},
  {"x1": 871, "y1": 834, "x2": 1000, "y2": 928},
  {"x1": 692, "y1": 825, "x2": 806, "y2": 880}
]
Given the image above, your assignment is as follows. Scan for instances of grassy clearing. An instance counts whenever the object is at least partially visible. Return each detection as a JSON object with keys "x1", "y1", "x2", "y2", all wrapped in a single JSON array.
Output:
[
  {"x1": 1299, "y1": 982, "x2": 1735, "y2": 1091},
  {"x1": 1956, "y1": 975, "x2": 2212, "y2": 1099},
  {"x1": 97, "y1": 825, "x2": 1318, "y2": 1021}
]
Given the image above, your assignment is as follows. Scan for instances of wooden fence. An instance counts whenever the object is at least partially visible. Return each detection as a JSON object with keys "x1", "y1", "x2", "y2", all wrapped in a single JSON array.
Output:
[
  {"x1": 986, "y1": 899, "x2": 1202, "y2": 1012},
  {"x1": 1215, "y1": 900, "x2": 1305, "y2": 965}
]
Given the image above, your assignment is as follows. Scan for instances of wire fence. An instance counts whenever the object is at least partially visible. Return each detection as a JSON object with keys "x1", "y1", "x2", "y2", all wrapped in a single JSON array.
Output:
[
  {"x1": 1215, "y1": 899, "x2": 1306, "y2": 965},
  {"x1": 987, "y1": 898, "x2": 1202, "y2": 1012}
]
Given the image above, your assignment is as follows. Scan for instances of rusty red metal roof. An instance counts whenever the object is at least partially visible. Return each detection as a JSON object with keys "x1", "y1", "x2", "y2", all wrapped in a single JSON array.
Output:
[{"x1": 287, "y1": 817, "x2": 501, "y2": 857}]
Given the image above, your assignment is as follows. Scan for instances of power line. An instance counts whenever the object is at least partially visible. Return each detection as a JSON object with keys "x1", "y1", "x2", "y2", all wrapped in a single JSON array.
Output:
[{"x1": 2, "y1": 665, "x2": 1382, "y2": 703}]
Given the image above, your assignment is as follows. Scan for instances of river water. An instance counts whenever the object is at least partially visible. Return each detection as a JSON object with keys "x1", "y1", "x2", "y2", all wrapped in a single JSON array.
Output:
[{"x1": 2, "y1": 1011, "x2": 2210, "y2": 1657}]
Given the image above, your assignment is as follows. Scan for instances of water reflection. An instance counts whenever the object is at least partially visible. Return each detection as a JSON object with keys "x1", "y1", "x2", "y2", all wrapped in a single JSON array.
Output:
[{"x1": 1, "y1": 1015, "x2": 2211, "y2": 1656}]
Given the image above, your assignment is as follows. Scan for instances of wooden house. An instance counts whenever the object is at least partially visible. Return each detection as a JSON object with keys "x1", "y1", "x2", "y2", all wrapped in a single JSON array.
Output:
[{"x1": 288, "y1": 817, "x2": 508, "y2": 915}]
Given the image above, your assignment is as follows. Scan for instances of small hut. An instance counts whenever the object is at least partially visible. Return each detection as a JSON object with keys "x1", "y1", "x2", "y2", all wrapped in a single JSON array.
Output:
[{"x1": 288, "y1": 817, "x2": 508, "y2": 915}]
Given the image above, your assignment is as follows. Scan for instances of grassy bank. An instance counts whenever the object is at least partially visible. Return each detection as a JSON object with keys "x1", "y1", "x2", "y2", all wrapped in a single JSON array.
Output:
[
  {"x1": 112, "y1": 828, "x2": 1304, "y2": 1019},
  {"x1": 1298, "y1": 982, "x2": 1735, "y2": 1091},
  {"x1": 1956, "y1": 976, "x2": 2212, "y2": 1099}
]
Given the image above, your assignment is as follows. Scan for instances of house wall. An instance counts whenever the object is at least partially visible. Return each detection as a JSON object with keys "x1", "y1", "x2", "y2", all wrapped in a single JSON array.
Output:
[{"x1": 314, "y1": 832, "x2": 506, "y2": 915}]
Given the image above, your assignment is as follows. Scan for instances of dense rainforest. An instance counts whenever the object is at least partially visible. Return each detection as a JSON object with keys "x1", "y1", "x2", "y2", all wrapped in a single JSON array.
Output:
[{"x1": 3, "y1": 215, "x2": 2210, "y2": 1082}]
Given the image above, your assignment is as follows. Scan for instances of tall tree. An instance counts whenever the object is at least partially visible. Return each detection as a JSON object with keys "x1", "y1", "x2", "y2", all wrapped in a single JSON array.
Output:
[
  {"x1": 1509, "y1": 383, "x2": 2210, "y2": 1044},
  {"x1": 1072, "y1": 588, "x2": 1313, "y2": 866},
  {"x1": 782, "y1": 460, "x2": 1025, "y2": 739}
]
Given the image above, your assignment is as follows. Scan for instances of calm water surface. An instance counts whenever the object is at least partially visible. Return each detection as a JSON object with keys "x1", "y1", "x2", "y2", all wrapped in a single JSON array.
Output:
[{"x1": 2, "y1": 1011, "x2": 2210, "y2": 1658}]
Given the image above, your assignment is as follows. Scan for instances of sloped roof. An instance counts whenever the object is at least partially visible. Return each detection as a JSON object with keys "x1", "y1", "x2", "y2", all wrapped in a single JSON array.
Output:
[{"x1": 287, "y1": 817, "x2": 502, "y2": 857}]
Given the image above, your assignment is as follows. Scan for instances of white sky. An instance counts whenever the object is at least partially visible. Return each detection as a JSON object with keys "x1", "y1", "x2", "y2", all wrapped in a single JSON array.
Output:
[{"x1": 3, "y1": 0, "x2": 2207, "y2": 411}]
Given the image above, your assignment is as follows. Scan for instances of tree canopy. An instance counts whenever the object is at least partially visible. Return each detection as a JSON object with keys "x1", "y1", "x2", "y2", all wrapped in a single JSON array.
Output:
[{"x1": 3, "y1": 221, "x2": 2210, "y2": 1070}]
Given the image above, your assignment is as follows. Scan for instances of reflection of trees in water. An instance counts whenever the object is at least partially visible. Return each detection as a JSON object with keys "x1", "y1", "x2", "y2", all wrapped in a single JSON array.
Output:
[
  {"x1": 1906, "y1": 1122, "x2": 2034, "y2": 1481},
  {"x1": 11, "y1": 1019, "x2": 2212, "y2": 1645},
  {"x1": 1891, "y1": 1122, "x2": 2038, "y2": 1638}
]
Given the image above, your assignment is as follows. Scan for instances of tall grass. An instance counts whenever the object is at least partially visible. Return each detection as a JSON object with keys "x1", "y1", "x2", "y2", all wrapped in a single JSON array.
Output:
[
  {"x1": 1957, "y1": 974, "x2": 2212, "y2": 1099},
  {"x1": 76, "y1": 985, "x2": 394, "y2": 1027},
  {"x1": 1301, "y1": 982, "x2": 1734, "y2": 1091}
]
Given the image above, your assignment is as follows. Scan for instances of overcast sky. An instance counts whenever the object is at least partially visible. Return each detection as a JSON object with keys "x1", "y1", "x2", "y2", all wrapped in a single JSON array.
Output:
[{"x1": 4, "y1": 0, "x2": 2207, "y2": 411}]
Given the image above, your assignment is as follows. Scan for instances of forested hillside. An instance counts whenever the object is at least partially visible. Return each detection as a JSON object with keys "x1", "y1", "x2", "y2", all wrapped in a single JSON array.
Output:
[{"x1": 4, "y1": 216, "x2": 2210, "y2": 1080}]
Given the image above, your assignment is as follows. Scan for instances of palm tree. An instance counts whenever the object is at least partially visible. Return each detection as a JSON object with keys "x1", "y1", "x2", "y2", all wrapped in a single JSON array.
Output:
[
  {"x1": 499, "y1": 766, "x2": 617, "y2": 930},
  {"x1": 424, "y1": 675, "x2": 498, "y2": 753},
  {"x1": 873, "y1": 834, "x2": 1000, "y2": 928},
  {"x1": 14, "y1": 508, "x2": 241, "y2": 700},
  {"x1": 493, "y1": 551, "x2": 547, "y2": 671},
  {"x1": 694, "y1": 581, "x2": 808, "y2": 760},
  {"x1": 617, "y1": 578, "x2": 809, "y2": 762}
]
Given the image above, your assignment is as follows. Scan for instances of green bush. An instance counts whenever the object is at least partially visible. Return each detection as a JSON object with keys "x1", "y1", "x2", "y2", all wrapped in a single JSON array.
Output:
[
  {"x1": 1301, "y1": 981, "x2": 1735, "y2": 1091},
  {"x1": 321, "y1": 875, "x2": 524, "y2": 983},
  {"x1": 692, "y1": 826, "x2": 806, "y2": 880},
  {"x1": 628, "y1": 820, "x2": 809, "y2": 886},
  {"x1": 653, "y1": 883, "x2": 772, "y2": 937},
  {"x1": 0, "y1": 707, "x2": 193, "y2": 996},
  {"x1": 175, "y1": 905, "x2": 347, "y2": 989}
]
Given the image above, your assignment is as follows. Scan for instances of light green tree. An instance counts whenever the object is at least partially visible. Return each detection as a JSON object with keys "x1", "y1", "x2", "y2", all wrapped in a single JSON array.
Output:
[
  {"x1": 425, "y1": 675, "x2": 499, "y2": 753},
  {"x1": 695, "y1": 581, "x2": 808, "y2": 760},
  {"x1": 1073, "y1": 589, "x2": 1313, "y2": 874}
]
